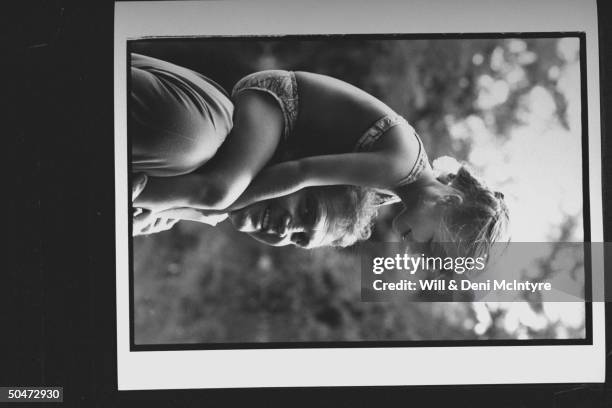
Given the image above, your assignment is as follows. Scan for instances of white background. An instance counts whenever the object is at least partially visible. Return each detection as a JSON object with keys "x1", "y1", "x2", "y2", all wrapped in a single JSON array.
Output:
[{"x1": 115, "y1": 0, "x2": 605, "y2": 390}]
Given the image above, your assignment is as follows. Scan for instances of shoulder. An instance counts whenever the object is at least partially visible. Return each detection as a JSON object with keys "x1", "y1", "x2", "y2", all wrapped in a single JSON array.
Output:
[
  {"x1": 369, "y1": 119, "x2": 421, "y2": 154},
  {"x1": 374, "y1": 121, "x2": 425, "y2": 182}
]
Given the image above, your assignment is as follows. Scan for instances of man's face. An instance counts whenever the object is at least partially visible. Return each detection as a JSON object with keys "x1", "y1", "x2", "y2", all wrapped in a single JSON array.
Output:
[{"x1": 228, "y1": 188, "x2": 337, "y2": 248}]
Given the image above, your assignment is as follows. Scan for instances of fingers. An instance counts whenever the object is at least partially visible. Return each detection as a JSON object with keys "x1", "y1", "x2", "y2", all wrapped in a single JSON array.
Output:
[
  {"x1": 132, "y1": 173, "x2": 149, "y2": 201},
  {"x1": 133, "y1": 213, "x2": 180, "y2": 236},
  {"x1": 146, "y1": 217, "x2": 179, "y2": 234},
  {"x1": 133, "y1": 209, "x2": 153, "y2": 236}
]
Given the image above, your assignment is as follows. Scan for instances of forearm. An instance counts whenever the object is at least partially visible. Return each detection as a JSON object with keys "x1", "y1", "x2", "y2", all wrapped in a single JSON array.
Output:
[
  {"x1": 134, "y1": 173, "x2": 226, "y2": 211},
  {"x1": 134, "y1": 159, "x2": 307, "y2": 212},
  {"x1": 224, "y1": 160, "x2": 307, "y2": 211},
  {"x1": 155, "y1": 207, "x2": 228, "y2": 225}
]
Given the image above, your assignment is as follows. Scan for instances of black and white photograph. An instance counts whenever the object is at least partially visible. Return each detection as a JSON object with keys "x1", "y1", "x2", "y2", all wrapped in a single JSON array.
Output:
[
  {"x1": 8, "y1": 0, "x2": 612, "y2": 405},
  {"x1": 113, "y1": 0, "x2": 605, "y2": 391},
  {"x1": 130, "y1": 34, "x2": 587, "y2": 346}
]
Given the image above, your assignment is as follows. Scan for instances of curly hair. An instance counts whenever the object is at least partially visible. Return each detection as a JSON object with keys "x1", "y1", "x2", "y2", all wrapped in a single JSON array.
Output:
[
  {"x1": 429, "y1": 165, "x2": 510, "y2": 263},
  {"x1": 313, "y1": 186, "x2": 380, "y2": 248}
]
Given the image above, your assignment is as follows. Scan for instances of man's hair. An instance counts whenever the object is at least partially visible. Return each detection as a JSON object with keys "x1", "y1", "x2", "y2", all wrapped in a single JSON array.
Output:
[
  {"x1": 430, "y1": 165, "x2": 510, "y2": 262},
  {"x1": 316, "y1": 186, "x2": 380, "y2": 248}
]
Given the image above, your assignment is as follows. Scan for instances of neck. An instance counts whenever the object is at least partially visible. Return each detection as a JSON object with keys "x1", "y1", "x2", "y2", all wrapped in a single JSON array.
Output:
[{"x1": 393, "y1": 167, "x2": 437, "y2": 198}]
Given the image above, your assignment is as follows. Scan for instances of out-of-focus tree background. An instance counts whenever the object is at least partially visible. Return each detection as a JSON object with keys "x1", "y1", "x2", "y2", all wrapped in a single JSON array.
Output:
[{"x1": 131, "y1": 37, "x2": 585, "y2": 345}]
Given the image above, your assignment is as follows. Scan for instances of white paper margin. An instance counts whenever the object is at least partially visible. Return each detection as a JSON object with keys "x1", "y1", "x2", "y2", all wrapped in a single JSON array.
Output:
[{"x1": 114, "y1": 0, "x2": 605, "y2": 390}]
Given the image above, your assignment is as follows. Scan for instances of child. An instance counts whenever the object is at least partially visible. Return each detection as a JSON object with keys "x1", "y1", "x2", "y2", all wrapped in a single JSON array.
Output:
[{"x1": 133, "y1": 58, "x2": 509, "y2": 258}]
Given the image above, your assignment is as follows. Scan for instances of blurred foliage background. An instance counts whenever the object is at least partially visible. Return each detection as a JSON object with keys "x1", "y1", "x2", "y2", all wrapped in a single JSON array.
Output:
[{"x1": 131, "y1": 36, "x2": 586, "y2": 344}]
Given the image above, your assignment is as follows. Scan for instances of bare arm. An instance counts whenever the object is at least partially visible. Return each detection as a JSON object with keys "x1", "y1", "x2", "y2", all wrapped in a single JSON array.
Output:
[
  {"x1": 221, "y1": 120, "x2": 421, "y2": 211},
  {"x1": 154, "y1": 207, "x2": 228, "y2": 224},
  {"x1": 223, "y1": 149, "x2": 411, "y2": 211}
]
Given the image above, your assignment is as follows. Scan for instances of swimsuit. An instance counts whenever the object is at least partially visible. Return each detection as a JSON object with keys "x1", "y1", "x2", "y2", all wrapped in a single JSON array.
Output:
[
  {"x1": 232, "y1": 70, "x2": 429, "y2": 185},
  {"x1": 231, "y1": 70, "x2": 299, "y2": 142},
  {"x1": 130, "y1": 53, "x2": 234, "y2": 177},
  {"x1": 353, "y1": 113, "x2": 429, "y2": 186}
]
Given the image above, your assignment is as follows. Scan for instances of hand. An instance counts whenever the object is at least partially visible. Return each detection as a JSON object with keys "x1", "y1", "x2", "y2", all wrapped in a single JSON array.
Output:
[
  {"x1": 132, "y1": 207, "x2": 228, "y2": 236},
  {"x1": 133, "y1": 209, "x2": 180, "y2": 236},
  {"x1": 154, "y1": 207, "x2": 229, "y2": 226},
  {"x1": 132, "y1": 173, "x2": 148, "y2": 201}
]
